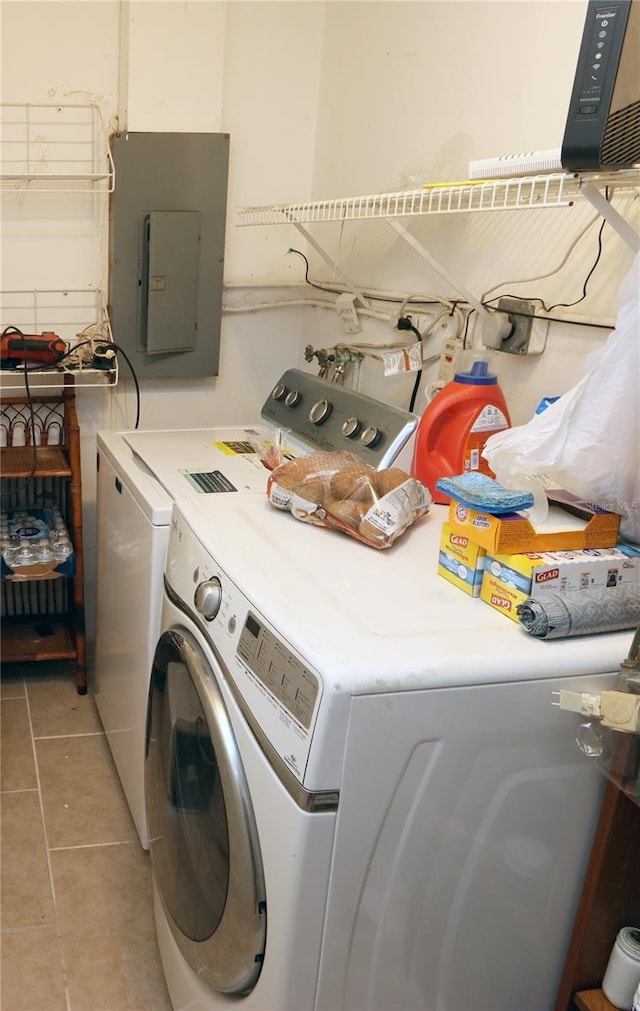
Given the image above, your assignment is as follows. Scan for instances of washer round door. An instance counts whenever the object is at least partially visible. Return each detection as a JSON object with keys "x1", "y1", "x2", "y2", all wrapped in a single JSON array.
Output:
[{"x1": 145, "y1": 626, "x2": 266, "y2": 996}]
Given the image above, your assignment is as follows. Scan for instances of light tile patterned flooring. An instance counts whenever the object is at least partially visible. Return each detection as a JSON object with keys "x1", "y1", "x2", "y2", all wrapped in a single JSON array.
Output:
[{"x1": 0, "y1": 662, "x2": 172, "y2": 1011}]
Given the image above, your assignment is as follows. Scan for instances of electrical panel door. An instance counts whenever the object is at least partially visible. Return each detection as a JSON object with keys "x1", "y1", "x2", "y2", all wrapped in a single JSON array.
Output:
[{"x1": 109, "y1": 132, "x2": 229, "y2": 379}]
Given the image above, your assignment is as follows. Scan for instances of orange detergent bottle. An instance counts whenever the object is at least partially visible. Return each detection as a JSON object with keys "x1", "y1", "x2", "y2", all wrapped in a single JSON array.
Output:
[{"x1": 411, "y1": 354, "x2": 511, "y2": 504}]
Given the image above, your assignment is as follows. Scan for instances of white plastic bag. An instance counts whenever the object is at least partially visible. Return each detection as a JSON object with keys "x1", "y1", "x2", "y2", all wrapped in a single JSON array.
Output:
[{"x1": 483, "y1": 253, "x2": 640, "y2": 544}]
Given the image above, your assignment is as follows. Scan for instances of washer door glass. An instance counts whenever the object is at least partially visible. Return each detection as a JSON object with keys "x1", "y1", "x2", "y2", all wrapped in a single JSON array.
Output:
[{"x1": 145, "y1": 627, "x2": 266, "y2": 996}]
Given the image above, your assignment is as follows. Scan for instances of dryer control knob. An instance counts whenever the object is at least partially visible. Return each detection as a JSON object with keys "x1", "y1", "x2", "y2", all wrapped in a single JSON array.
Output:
[
  {"x1": 272, "y1": 383, "x2": 287, "y2": 401},
  {"x1": 194, "y1": 576, "x2": 222, "y2": 621},
  {"x1": 360, "y1": 425, "x2": 380, "y2": 447},
  {"x1": 309, "y1": 399, "x2": 332, "y2": 425},
  {"x1": 342, "y1": 417, "x2": 360, "y2": 438},
  {"x1": 285, "y1": 389, "x2": 301, "y2": 407}
]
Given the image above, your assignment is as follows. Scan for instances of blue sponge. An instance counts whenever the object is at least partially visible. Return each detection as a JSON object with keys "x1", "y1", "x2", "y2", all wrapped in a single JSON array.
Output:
[{"x1": 435, "y1": 473, "x2": 534, "y2": 514}]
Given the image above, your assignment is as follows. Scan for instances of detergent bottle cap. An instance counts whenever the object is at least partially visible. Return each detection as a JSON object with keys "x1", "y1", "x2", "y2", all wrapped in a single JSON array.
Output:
[{"x1": 454, "y1": 352, "x2": 498, "y2": 386}]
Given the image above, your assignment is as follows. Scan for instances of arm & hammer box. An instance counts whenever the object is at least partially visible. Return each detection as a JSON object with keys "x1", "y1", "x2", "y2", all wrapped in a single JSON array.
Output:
[
  {"x1": 447, "y1": 490, "x2": 620, "y2": 554},
  {"x1": 480, "y1": 544, "x2": 640, "y2": 622},
  {"x1": 438, "y1": 522, "x2": 486, "y2": 596}
]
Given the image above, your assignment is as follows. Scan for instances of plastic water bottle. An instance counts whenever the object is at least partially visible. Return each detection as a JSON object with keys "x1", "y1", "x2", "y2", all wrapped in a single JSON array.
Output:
[
  {"x1": 411, "y1": 352, "x2": 511, "y2": 504},
  {"x1": 53, "y1": 538, "x2": 72, "y2": 562},
  {"x1": 36, "y1": 539, "x2": 55, "y2": 563},
  {"x1": 1, "y1": 537, "x2": 13, "y2": 563},
  {"x1": 14, "y1": 540, "x2": 36, "y2": 565}
]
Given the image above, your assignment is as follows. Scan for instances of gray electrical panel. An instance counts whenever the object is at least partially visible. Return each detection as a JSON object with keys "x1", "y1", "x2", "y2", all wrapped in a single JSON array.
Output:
[{"x1": 109, "y1": 132, "x2": 229, "y2": 379}]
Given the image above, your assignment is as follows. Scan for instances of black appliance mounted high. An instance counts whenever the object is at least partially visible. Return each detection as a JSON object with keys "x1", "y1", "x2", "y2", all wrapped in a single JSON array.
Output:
[{"x1": 562, "y1": 0, "x2": 640, "y2": 171}]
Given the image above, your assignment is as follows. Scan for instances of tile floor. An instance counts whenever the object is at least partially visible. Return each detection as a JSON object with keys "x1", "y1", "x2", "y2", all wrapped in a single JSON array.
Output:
[{"x1": 0, "y1": 662, "x2": 172, "y2": 1011}]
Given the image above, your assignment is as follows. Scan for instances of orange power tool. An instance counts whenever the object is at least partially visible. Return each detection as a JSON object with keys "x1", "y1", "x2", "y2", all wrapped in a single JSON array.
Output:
[{"x1": 0, "y1": 330, "x2": 67, "y2": 365}]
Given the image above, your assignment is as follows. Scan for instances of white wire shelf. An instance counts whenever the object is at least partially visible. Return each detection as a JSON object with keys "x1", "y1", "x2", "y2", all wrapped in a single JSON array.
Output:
[
  {"x1": 238, "y1": 169, "x2": 640, "y2": 226},
  {"x1": 0, "y1": 289, "x2": 117, "y2": 390},
  {"x1": 0, "y1": 104, "x2": 114, "y2": 193}
]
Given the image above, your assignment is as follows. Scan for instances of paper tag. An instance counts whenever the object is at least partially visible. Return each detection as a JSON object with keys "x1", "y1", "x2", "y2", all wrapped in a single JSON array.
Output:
[{"x1": 382, "y1": 343, "x2": 423, "y2": 376}]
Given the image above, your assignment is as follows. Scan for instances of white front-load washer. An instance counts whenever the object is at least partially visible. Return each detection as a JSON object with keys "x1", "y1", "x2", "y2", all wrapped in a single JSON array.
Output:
[
  {"x1": 145, "y1": 491, "x2": 631, "y2": 1011},
  {"x1": 95, "y1": 369, "x2": 418, "y2": 847}
]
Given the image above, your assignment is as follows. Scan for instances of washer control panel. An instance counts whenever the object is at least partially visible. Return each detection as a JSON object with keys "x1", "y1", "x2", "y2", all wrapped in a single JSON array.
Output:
[
  {"x1": 237, "y1": 612, "x2": 319, "y2": 730},
  {"x1": 260, "y1": 368, "x2": 418, "y2": 469},
  {"x1": 166, "y1": 507, "x2": 324, "y2": 786}
]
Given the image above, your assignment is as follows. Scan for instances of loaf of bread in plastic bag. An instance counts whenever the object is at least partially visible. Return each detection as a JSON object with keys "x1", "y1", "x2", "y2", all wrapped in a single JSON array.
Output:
[{"x1": 267, "y1": 450, "x2": 431, "y2": 548}]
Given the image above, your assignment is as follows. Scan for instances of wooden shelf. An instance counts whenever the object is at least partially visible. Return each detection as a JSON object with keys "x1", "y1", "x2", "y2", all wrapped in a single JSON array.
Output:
[
  {"x1": 575, "y1": 990, "x2": 617, "y2": 1011},
  {"x1": 0, "y1": 445, "x2": 71, "y2": 478},
  {"x1": 1, "y1": 615, "x2": 77, "y2": 662}
]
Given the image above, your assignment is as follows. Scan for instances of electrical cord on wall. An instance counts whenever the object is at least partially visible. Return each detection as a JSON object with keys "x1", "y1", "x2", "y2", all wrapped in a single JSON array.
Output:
[
  {"x1": 546, "y1": 213, "x2": 607, "y2": 311},
  {"x1": 462, "y1": 309, "x2": 476, "y2": 348},
  {"x1": 396, "y1": 316, "x2": 423, "y2": 412},
  {"x1": 481, "y1": 217, "x2": 607, "y2": 317},
  {"x1": 20, "y1": 338, "x2": 142, "y2": 429},
  {"x1": 286, "y1": 247, "x2": 457, "y2": 311},
  {"x1": 480, "y1": 211, "x2": 602, "y2": 304},
  {"x1": 283, "y1": 245, "x2": 616, "y2": 332},
  {"x1": 481, "y1": 188, "x2": 611, "y2": 316}
]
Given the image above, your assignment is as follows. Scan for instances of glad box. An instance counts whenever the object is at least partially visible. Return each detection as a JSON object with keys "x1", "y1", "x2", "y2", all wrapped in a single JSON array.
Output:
[
  {"x1": 480, "y1": 572, "x2": 526, "y2": 622},
  {"x1": 437, "y1": 522, "x2": 486, "y2": 596},
  {"x1": 480, "y1": 545, "x2": 640, "y2": 622},
  {"x1": 447, "y1": 490, "x2": 620, "y2": 554}
]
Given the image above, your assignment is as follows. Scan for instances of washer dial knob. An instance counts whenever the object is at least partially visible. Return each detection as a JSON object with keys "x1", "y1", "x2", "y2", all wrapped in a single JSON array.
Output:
[
  {"x1": 309, "y1": 399, "x2": 332, "y2": 425},
  {"x1": 272, "y1": 383, "x2": 287, "y2": 401},
  {"x1": 285, "y1": 389, "x2": 301, "y2": 407},
  {"x1": 342, "y1": 417, "x2": 360, "y2": 438},
  {"x1": 194, "y1": 576, "x2": 223, "y2": 621},
  {"x1": 360, "y1": 425, "x2": 381, "y2": 447}
]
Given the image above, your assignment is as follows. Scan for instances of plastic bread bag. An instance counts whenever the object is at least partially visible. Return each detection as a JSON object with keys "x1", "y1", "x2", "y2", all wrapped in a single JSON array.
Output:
[
  {"x1": 267, "y1": 450, "x2": 432, "y2": 549},
  {"x1": 483, "y1": 253, "x2": 640, "y2": 544}
]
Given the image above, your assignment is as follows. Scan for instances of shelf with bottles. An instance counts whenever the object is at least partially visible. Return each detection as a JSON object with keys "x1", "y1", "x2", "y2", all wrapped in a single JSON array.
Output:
[
  {"x1": 0, "y1": 288, "x2": 118, "y2": 389},
  {"x1": 0, "y1": 103, "x2": 114, "y2": 193},
  {"x1": 0, "y1": 379, "x2": 87, "y2": 692}
]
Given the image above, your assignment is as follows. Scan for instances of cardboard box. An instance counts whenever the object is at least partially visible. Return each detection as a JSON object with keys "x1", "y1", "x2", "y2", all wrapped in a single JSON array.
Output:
[
  {"x1": 447, "y1": 490, "x2": 620, "y2": 554},
  {"x1": 480, "y1": 571, "x2": 528, "y2": 622},
  {"x1": 480, "y1": 544, "x2": 640, "y2": 622},
  {"x1": 438, "y1": 522, "x2": 486, "y2": 596},
  {"x1": 486, "y1": 546, "x2": 640, "y2": 595}
]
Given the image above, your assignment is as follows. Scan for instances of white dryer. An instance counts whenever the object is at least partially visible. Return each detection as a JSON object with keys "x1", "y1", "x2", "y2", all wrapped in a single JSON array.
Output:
[
  {"x1": 95, "y1": 369, "x2": 418, "y2": 847},
  {"x1": 95, "y1": 424, "x2": 269, "y2": 848},
  {"x1": 145, "y1": 492, "x2": 631, "y2": 1011}
]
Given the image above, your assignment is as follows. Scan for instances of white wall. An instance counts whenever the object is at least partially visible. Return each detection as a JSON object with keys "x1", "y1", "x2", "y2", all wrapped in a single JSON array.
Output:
[
  {"x1": 298, "y1": 0, "x2": 637, "y2": 410},
  {"x1": 313, "y1": 0, "x2": 585, "y2": 196},
  {"x1": 2, "y1": 0, "x2": 637, "y2": 641}
]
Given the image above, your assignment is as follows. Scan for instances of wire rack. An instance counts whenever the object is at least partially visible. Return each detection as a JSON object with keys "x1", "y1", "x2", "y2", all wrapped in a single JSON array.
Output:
[
  {"x1": 0, "y1": 289, "x2": 117, "y2": 389},
  {"x1": 0, "y1": 103, "x2": 114, "y2": 193},
  {"x1": 238, "y1": 170, "x2": 640, "y2": 226}
]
